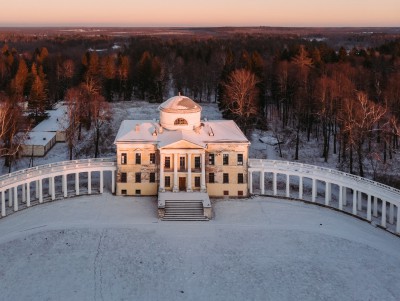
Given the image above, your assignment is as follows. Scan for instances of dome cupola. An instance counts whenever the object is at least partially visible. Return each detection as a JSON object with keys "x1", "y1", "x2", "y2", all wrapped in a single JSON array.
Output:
[{"x1": 158, "y1": 95, "x2": 202, "y2": 130}]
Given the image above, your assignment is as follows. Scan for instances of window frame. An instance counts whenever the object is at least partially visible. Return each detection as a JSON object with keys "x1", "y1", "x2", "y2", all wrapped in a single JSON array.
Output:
[
  {"x1": 150, "y1": 153, "x2": 156, "y2": 164},
  {"x1": 237, "y1": 154, "x2": 244, "y2": 166},
  {"x1": 165, "y1": 157, "x2": 171, "y2": 169},
  {"x1": 150, "y1": 172, "x2": 156, "y2": 183},
  {"x1": 121, "y1": 172, "x2": 127, "y2": 183},
  {"x1": 223, "y1": 154, "x2": 229, "y2": 165},
  {"x1": 223, "y1": 173, "x2": 229, "y2": 184},
  {"x1": 208, "y1": 153, "x2": 215, "y2": 165},
  {"x1": 238, "y1": 173, "x2": 244, "y2": 184},
  {"x1": 165, "y1": 176, "x2": 171, "y2": 187},
  {"x1": 121, "y1": 153, "x2": 127, "y2": 165},
  {"x1": 135, "y1": 153, "x2": 141, "y2": 165},
  {"x1": 135, "y1": 172, "x2": 141, "y2": 183},
  {"x1": 195, "y1": 176, "x2": 201, "y2": 187},
  {"x1": 209, "y1": 173, "x2": 215, "y2": 183}
]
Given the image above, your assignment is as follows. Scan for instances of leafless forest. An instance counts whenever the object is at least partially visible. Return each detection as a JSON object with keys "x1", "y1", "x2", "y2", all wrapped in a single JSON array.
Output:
[{"x1": 1, "y1": 27, "x2": 400, "y2": 186}]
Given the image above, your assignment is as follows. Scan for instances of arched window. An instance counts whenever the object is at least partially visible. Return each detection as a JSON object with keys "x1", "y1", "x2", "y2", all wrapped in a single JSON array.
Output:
[{"x1": 174, "y1": 118, "x2": 188, "y2": 125}]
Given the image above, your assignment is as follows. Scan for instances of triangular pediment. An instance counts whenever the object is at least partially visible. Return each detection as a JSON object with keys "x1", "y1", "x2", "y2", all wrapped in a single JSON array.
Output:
[{"x1": 159, "y1": 139, "x2": 205, "y2": 149}]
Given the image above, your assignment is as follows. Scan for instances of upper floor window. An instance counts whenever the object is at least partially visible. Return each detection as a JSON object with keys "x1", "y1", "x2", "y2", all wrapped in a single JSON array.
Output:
[
  {"x1": 223, "y1": 154, "x2": 229, "y2": 165},
  {"x1": 121, "y1": 172, "x2": 127, "y2": 183},
  {"x1": 165, "y1": 156, "x2": 171, "y2": 169},
  {"x1": 121, "y1": 153, "x2": 127, "y2": 165},
  {"x1": 223, "y1": 173, "x2": 229, "y2": 184},
  {"x1": 194, "y1": 156, "x2": 201, "y2": 169},
  {"x1": 238, "y1": 173, "x2": 244, "y2": 184},
  {"x1": 237, "y1": 154, "x2": 243, "y2": 166},
  {"x1": 174, "y1": 118, "x2": 188, "y2": 125},
  {"x1": 150, "y1": 172, "x2": 156, "y2": 183},
  {"x1": 209, "y1": 173, "x2": 215, "y2": 183},
  {"x1": 135, "y1": 153, "x2": 141, "y2": 164},
  {"x1": 150, "y1": 153, "x2": 156, "y2": 164},
  {"x1": 135, "y1": 172, "x2": 141, "y2": 183}
]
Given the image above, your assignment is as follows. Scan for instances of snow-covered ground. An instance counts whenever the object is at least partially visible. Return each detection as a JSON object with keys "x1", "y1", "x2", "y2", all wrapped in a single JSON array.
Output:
[{"x1": 0, "y1": 195, "x2": 399, "y2": 301}]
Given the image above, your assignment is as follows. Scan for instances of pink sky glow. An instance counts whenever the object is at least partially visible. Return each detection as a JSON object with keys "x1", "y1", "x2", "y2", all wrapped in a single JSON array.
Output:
[{"x1": 1, "y1": 0, "x2": 399, "y2": 27}]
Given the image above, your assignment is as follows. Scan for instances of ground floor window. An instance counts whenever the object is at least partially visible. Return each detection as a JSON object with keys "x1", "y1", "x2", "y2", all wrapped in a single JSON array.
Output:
[
  {"x1": 223, "y1": 173, "x2": 229, "y2": 184},
  {"x1": 121, "y1": 189, "x2": 127, "y2": 195},
  {"x1": 224, "y1": 190, "x2": 229, "y2": 196},
  {"x1": 135, "y1": 189, "x2": 141, "y2": 195},
  {"x1": 209, "y1": 173, "x2": 215, "y2": 183},
  {"x1": 165, "y1": 176, "x2": 171, "y2": 187},
  {"x1": 195, "y1": 176, "x2": 200, "y2": 187},
  {"x1": 238, "y1": 191, "x2": 243, "y2": 196},
  {"x1": 135, "y1": 172, "x2": 141, "y2": 183},
  {"x1": 238, "y1": 173, "x2": 244, "y2": 184},
  {"x1": 121, "y1": 172, "x2": 127, "y2": 183}
]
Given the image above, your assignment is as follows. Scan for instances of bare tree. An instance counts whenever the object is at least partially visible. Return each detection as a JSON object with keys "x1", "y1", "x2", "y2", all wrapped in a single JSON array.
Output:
[{"x1": 222, "y1": 69, "x2": 260, "y2": 135}]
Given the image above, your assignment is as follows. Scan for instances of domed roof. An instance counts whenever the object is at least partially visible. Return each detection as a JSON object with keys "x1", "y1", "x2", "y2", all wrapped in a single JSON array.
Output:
[{"x1": 158, "y1": 95, "x2": 202, "y2": 113}]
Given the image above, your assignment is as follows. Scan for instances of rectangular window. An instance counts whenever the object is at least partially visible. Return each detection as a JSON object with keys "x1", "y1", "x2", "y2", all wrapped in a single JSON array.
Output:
[
  {"x1": 237, "y1": 154, "x2": 243, "y2": 165},
  {"x1": 121, "y1": 189, "x2": 127, "y2": 195},
  {"x1": 135, "y1": 153, "x2": 141, "y2": 164},
  {"x1": 135, "y1": 189, "x2": 141, "y2": 195},
  {"x1": 224, "y1": 190, "x2": 229, "y2": 196},
  {"x1": 150, "y1": 172, "x2": 156, "y2": 183},
  {"x1": 135, "y1": 172, "x2": 141, "y2": 183},
  {"x1": 121, "y1": 172, "x2": 127, "y2": 183},
  {"x1": 194, "y1": 156, "x2": 201, "y2": 169},
  {"x1": 121, "y1": 153, "x2": 127, "y2": 165},
  {"x1": 165, "y1": 176, "x2": 171, "y2": 187},
  {"x1": 223, "y1": 154, "x2": 229, "y2": 165},
  {"x1": 165, "y1": 157, "x2": 171, "y2": 169},
  {"x1": 238, "y1": 191, "x2": 243, "y2": 196},
  {"x1": 150, "y1": 153, "x2": 156, "y2": 164},
  {"x1": 209, "y1": 153, "x2": 215, "y2": 165},
  {"x1": 209, "y1": 173, "x2": 215, "y2": 183},
  {"x1": 223, "y1": 173, "x2": 229, "y2": 184},
  {"x1": 180, "y1": 157, "x2": 185, "y2": 170},
  {"x1": 195, "y1": 176, "x2": 200, "y2": 187},
  {"x1": 238, "y1": 173, "x2": 244, "y2": 184}
]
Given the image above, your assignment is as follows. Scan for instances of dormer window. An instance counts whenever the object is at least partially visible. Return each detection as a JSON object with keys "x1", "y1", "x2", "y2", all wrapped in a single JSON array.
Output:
[{"x1": 174, "y1": 118, "x2": 188, "y2": 125}]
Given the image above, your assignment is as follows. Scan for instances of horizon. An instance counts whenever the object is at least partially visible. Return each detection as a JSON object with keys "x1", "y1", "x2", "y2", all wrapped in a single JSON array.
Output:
[{"x1": 1, "y1": 0, "x2": 399, "y2": 28}]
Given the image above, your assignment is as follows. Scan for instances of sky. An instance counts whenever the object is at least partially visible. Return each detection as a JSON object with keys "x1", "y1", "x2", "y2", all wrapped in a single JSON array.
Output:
[{"x1": 0, "y1": 0, "x2": 399, "y2": 27}]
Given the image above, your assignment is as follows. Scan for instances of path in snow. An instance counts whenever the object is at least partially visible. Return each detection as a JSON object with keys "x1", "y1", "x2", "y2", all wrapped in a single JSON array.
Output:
[{"x1": 0, "y1": 194, "x2": 399, "y2": 301}]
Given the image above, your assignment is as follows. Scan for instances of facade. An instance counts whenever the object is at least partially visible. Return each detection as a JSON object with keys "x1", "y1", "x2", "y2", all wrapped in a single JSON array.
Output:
[{"x1": 114, "y1": 95, "x2": 250, "y2": 199}]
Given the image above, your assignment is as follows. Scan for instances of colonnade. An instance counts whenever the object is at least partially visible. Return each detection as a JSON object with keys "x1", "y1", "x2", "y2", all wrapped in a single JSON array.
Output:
[
  {"x1": 0, "y1": 158, "x2": 117, "y2": 218},
  {"x1": 159, "y1": 150, "x2": 206, "y2": 193},
  {"x1": 249, "y1": 159, "x2": 400, "y2": 235}
]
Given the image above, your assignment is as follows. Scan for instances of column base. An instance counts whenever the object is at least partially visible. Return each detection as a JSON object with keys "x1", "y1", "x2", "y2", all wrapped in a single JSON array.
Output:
[
  {"x1": 200, "y1": 187, "x2": 207, "y2": 193},
  {"x1": 159, "y1": 187, "x2": 165, "y2": 193},
  {"x1": 186, "y1": 188, "x2": 193, "y2": 192},
  {"x1": 173, "y1": 187, "x2": 179, "y2": 193}
]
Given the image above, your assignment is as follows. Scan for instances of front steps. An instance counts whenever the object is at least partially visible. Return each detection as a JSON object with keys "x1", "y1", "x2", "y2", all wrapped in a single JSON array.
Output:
[{"x1": 162, "y1": 200, "x2": 209, "y2": 221}]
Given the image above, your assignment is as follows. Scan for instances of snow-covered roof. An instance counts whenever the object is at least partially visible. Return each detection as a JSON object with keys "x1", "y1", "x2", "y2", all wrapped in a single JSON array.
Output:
[
  {"x1": 114, "y1": 119, "x2": 249, "y2": 147},
  {"x1": 158, "y1": 95, "x2": 202, "y2": 113},
  {"x1": 32, "y1": 106, "x2": 68, "y2": 133},
  {"x1": 23, "y1": 131, "x2": 56, "y2": 146}
]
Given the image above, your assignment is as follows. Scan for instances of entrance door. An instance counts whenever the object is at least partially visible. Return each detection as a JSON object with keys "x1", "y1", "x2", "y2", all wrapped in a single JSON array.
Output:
[{"x1": 179, "y1": 177, "x2": 186, "y2": 191}]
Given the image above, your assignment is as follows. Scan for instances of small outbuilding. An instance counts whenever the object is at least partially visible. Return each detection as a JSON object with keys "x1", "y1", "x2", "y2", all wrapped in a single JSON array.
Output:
[
  {"x1": 31, "y1": 105, "x2": 68, "y2": 142},
  {"x1": 20, "y1": 131, "x2": 57, "y2": 157}
]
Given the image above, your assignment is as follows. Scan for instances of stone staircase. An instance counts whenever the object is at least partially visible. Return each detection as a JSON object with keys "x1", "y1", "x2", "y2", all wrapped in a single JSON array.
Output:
[{"x1": 162, "y1": 200, "x2": 209, "y2": 221}]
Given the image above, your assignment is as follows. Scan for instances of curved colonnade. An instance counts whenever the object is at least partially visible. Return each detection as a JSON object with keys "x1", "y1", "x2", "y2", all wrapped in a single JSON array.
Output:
[
  {"x1": 0, "y1": 158, "x2": 116, "y2": 217},
  {"x1": 249, "y1": 159, "x2": 400, "y2": 235},
  {"x1": 0, "y1": 157, "x2": 399, "y2": 235}
]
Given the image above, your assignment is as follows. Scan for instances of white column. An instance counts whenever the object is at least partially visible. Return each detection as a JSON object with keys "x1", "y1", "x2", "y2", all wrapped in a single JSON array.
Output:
[
  {"x1": 338, "y1": 185, "x2": 343, "y2": 210},
  {"x1": 367, "y1": 194, "x2": 371, "y2": 221},
  {"x1": 39, "y1": 179, "x2": 43, "y2": 203},
  {"x1": 260, "y1": 171, "x2": 265, "y2": 195},
  {"x1": 13, "y1": 186, "x2": 18, "y2": 211},
  {"x1": 22, "y1": 183, "x2": 26, "y2": 203},
  {"x1": 299, "y1": 176, "x2": 303, "y2": 199},
  {"x1": 381, "y1": 200, "x2": 387, "y2": 228},
  {"x1": 396, "y1": 205, "x2": 400, "y2": 234},
  {"x1": 63, "y1": 174, "x2": 67, "y2": 197},
  {"x1": 389, "y1": 203, "x2": 394, "y2": 224},
  {"x1": 373, "y1": 196, "x2": 378, "y2": 217},
  {"x1": 51, "y1": 177, "x2": 55, "y2": 200},
  {"x1": 352, "y1": 189, "x2": 357, "y2": 215},
  {"x1": 357, "y1": 191, "x2": 362, "y2": 211},
  {"x1": 1, "y1": 190, "x2": 5, "y2": 217},
  {"x1": 88, "y1": 172, "x2": 92, "y2": 194},
  {"x1": 285, "y1": 174, "x2": 289, "y2": 197},
  {"x1": 159, "y1": 153, "x2": 165, "y2": 192},
  {"x1": 311, "y1": 178, "x2": 316, "y2": 202},
  {"x1": 325, "y1": 182, "x2": 330, "y2": 206},
  {"x1": 35, "y1": 180, "x2": 39, "y2": 198},
  {"x1": 27, "y1": 183, "x2": 31, "y2": 207},
  {"x1": 249, "y1": 171, "x2": 253, "y2": 194},
  {"x1": 200, "y1": 152, "x2": 206, "y2": 192},
  {"x1": 343, "y1": 187, "x2": 347, "y2": 206},
  {"x1": 8, "y1": 188, "x2": 12, "y2": 207},
  {"x1": 48, "y1": 178, "x2": 52, "y2": 196},
  {"x1": 187, "y1": 153, "x2": 192, "y2": 192},
  {"x1": 75, "y1": 173, "x2": 79, "y2": 195},
  {"x1": 273, "y1": 173, "x2": 277, "y2": 196},
  {"x1": 99, "y1": 171, "x2": 104, "y2": 194},
  {"x1": 173, "y1": 153, "x2": 178, "y2": 192},
  {"x1": 111, "y1": 171, "x2": 115, "y2": 193}
]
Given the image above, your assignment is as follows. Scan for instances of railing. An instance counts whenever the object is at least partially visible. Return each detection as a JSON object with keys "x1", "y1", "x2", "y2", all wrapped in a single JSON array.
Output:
[{"x1": 248, "y1": 159, "x2": 400, "y2": 235}]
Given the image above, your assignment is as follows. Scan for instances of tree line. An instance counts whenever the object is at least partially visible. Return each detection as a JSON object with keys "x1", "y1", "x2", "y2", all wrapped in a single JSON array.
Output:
[{"x1": 0, "y1": 34, "x2": 400, "y2": 183}]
